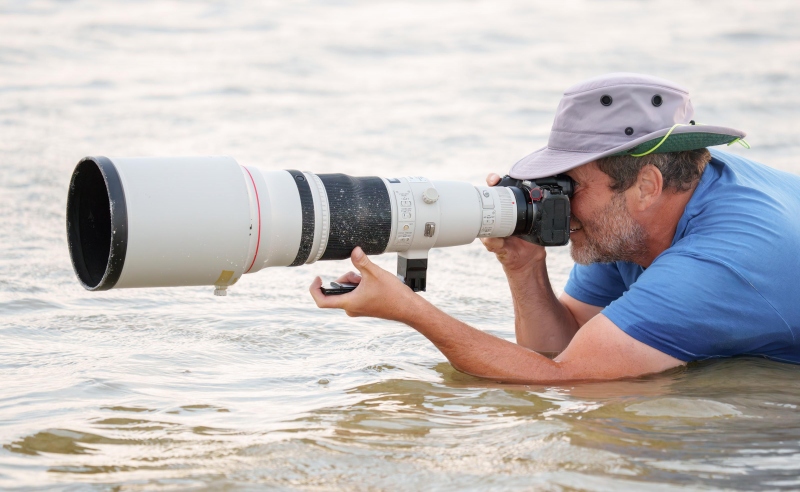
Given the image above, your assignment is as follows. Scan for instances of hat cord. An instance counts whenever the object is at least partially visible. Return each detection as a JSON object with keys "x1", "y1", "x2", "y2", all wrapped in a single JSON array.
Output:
[
  {"x1": 727, "y1": 137, "x2": 751, "y2": 149},
  {"x1": 630, "y1": 123, "x2": 750, "y2": 157}
]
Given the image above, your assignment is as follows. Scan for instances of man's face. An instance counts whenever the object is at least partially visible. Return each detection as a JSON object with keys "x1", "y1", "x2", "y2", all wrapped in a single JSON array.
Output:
[{"x1": 565, "y1": 163, "x2": 647, "y2": 265}]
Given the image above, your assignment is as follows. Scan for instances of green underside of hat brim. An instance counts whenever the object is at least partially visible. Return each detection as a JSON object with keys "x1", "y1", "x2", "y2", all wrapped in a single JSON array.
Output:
[{"x1": 612, "y1": 132, "x2": 739, "y2": 157}]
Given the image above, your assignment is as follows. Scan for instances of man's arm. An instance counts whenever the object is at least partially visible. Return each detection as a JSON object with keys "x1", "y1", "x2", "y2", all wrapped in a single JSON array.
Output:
[
  {"x1": 481, "y1": 173, "x2": 600, "y2": 353},
  {"x1": 561, "y1": 292, "x2": 604, "y2": 327},
  {"x1": 482, "y1": 235, "x2": 604, "y2": 354},
  {"x1": 309, "y1": 248, "x2": 684, "y2": 383}
]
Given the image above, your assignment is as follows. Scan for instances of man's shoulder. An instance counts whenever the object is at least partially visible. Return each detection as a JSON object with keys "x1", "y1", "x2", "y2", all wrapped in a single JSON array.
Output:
[
  {"x1": 705, "y1": 149, "x2": 800, "y2": 199},
  {"x1": 679, "y1": 150, "x2": 800, "y2": 261}
]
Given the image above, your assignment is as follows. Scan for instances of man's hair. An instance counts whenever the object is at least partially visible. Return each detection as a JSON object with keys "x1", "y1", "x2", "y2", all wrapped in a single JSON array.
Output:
[{"x1": 595, "y1": 148, "x2": 712, "y2": 193}]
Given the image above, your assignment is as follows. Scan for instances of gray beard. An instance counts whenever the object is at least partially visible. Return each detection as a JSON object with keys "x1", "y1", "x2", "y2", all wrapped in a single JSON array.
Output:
[{"x1": 570, "y1": 194, "x2": 648, "y2": 265}]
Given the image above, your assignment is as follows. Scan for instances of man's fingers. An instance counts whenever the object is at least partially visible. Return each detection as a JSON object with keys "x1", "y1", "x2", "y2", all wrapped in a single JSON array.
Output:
[
  {"x1": 486, "y1": 173, "x2": 501, "y2": 186},
  {"x1": 309, "y1": 276, "x2": 346, "y2": 308},
  {"x1": 350, "y1": 247, "x2": 374, "y2": 274},
  {"x1": 481, "y1": 237, "x2": 506, "y2": 254},
  {"x1": 309, "y1": 248, "x2": 371, "y2": 311},
  {"x1": 309, "y1": 276, "x2": 327, "y2": 306},
  {"x1": 335, "y1": 271, "x2": 362, "y2": 284}
]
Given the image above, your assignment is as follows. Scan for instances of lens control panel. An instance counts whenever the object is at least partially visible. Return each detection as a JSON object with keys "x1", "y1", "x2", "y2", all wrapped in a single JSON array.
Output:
[
  {"x1": 384, "y1": 176, "x2": 447, "y2": 253},
  {"x1": 394, "y1": 188, "x2": 416, "y2": 247}
]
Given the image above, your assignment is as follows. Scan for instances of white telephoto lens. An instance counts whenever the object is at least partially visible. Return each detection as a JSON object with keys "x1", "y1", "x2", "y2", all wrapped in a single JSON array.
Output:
[{"x1": 66, "y1": 156, "x2": 524, "y2": 293}]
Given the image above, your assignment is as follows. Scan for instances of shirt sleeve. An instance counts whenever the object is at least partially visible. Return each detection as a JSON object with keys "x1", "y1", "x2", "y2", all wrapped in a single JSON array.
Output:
[
  {"x1": 602, "y1": 250, "x2": 792, "y2": 362},
  {"x1": 564, "y1": 262, "x2": 629, "y2": 307}
]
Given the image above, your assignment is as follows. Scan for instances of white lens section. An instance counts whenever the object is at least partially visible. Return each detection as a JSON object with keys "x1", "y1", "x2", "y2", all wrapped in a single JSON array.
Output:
[
  {"x1": 111, "y1": 156, "x2": 251, "y2": 288},
  {"x1": 383, "y1": 179, "x2": 520, "y2": 255},
  {"x1": 430, "y1": 181, "x2": 483, "y2": 248},
  {"x1": 475, "y1": 186, "x2": 517, "y2": 238},
  {"x1": 246, "y1": 169, "x2": 303, "y2": 271}
]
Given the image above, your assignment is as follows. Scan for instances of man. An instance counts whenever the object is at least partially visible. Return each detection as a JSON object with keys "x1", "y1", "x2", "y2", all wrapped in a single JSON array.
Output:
[{"x1": 310, "y1": 73, "x2": 800, "y2": 383}]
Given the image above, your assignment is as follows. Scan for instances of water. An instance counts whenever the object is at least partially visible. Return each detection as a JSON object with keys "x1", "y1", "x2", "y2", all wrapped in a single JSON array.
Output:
[{"x1": 2, "y1": 0, "x2": 800, "y2": 489}]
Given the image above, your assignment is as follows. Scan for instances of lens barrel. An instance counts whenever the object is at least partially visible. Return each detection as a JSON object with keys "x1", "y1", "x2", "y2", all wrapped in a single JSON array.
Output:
[{"x1": 66, "y1": 156, "x2": 530, "y2": 292}]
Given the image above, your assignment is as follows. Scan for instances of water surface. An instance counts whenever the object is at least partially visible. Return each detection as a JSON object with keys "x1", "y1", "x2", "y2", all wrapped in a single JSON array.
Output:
[{"x1": 2, "y1": 0, "x2": 800, "y2": 489}]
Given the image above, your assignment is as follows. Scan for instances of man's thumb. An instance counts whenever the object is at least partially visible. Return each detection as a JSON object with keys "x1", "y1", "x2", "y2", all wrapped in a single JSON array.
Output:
[{"x1": 351, "y1": 246, "x2": 372, "y2": 272}]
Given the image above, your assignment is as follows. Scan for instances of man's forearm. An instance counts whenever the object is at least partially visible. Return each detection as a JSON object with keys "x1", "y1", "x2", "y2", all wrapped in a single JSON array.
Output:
[
  {"x1": 398, "y1": 295, "x2": 564, "y2": 383},
  {"x1": 309, "y1": 248, "x2": 680, "y2": 384},
  {"x1": 506, "y1": 261, "x2": 580, "y2": 353}
]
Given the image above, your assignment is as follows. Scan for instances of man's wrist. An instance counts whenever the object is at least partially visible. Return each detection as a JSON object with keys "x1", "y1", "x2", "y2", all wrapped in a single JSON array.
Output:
[
  {"x1": 393, "y1": 291, "x2": 432, "y2": 326},
  {"x1": 505, "y1": 259, "x2": 556, "y2": 304},
  {"x1": 503, "y1": 256, "x2": 546, "y2": 280}
]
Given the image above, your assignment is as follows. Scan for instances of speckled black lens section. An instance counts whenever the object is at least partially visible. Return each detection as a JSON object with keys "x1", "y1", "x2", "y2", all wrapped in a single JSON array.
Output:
[
  {"x1": 318, "y1": 174, "x2": 391, "y2": 260},
  {"x1": 287, "y1": 170, "x2": 315, "y2": 266}
]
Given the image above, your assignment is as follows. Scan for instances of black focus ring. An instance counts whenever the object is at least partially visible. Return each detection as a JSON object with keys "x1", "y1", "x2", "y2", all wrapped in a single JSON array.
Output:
[
  {"x1": 317, "y1": 174, "x2": 391, "y2": 260},
  {"x1": 509, "y1": 186, "x2": 530, "y2": 236},
  {"x1": 287, "y1": 170, "x2": 316, "y2": 266}
]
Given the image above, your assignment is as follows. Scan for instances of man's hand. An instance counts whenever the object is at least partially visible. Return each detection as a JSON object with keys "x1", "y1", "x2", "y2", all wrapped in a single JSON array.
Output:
[
  {"x1": 482, "y1": 236, "x2": 545, "y2": 274},
  {"x1": 309, "y1": 247, "x2": 418, "y2": 321}
]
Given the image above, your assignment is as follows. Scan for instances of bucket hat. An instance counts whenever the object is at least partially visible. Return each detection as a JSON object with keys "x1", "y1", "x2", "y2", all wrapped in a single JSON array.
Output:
[{"x1": 509, "y1": 73, "x2": 747, "y2": 179}]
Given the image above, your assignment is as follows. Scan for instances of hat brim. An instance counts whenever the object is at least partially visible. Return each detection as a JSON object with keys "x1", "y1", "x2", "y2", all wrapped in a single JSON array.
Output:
[{"x1": 509, "y1": 125, "x2": 746, "y2": 179}]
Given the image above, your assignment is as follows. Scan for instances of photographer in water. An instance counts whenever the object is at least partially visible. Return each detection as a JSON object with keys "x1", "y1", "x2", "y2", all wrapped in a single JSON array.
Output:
[{"x1": 310, "y1": 73, "x2": 800, "y2": 382}]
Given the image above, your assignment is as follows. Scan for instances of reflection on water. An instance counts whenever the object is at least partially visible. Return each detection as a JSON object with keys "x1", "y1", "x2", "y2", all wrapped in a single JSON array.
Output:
[
  {"x1": 2, "y1": 0, "x2": 800, "y2": 489},
  {"x1": 3, "y1": 359, "x2": 799, "y2": 488}
]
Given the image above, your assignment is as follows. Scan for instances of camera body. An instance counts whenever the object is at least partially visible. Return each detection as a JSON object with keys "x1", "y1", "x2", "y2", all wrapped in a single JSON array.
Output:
[{"x1": 497, "y1": 175, "x2": 574, "y2": 247}]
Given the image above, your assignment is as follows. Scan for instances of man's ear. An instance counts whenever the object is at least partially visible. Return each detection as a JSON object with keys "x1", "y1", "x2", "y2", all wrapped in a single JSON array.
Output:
[{"x1": 632, "y1": 164, "x2": 663, "y2": 210}]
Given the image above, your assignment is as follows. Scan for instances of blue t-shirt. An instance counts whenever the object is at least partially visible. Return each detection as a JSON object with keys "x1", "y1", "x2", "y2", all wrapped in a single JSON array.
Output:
[{"x1": 564, "y1": 149, "x2": 800, "y2": 364}]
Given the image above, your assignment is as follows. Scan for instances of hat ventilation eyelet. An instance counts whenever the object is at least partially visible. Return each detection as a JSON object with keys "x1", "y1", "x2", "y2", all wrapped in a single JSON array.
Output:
[
  {"x1": 600, "y1": 95, "x2": 613, "y2": 106},
  {"x1": 625, "y1": 127, "x2": 634, "y2": 136},
  {"x1": 651, "y1": 95, "x2": 663, "y2": 107}
]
